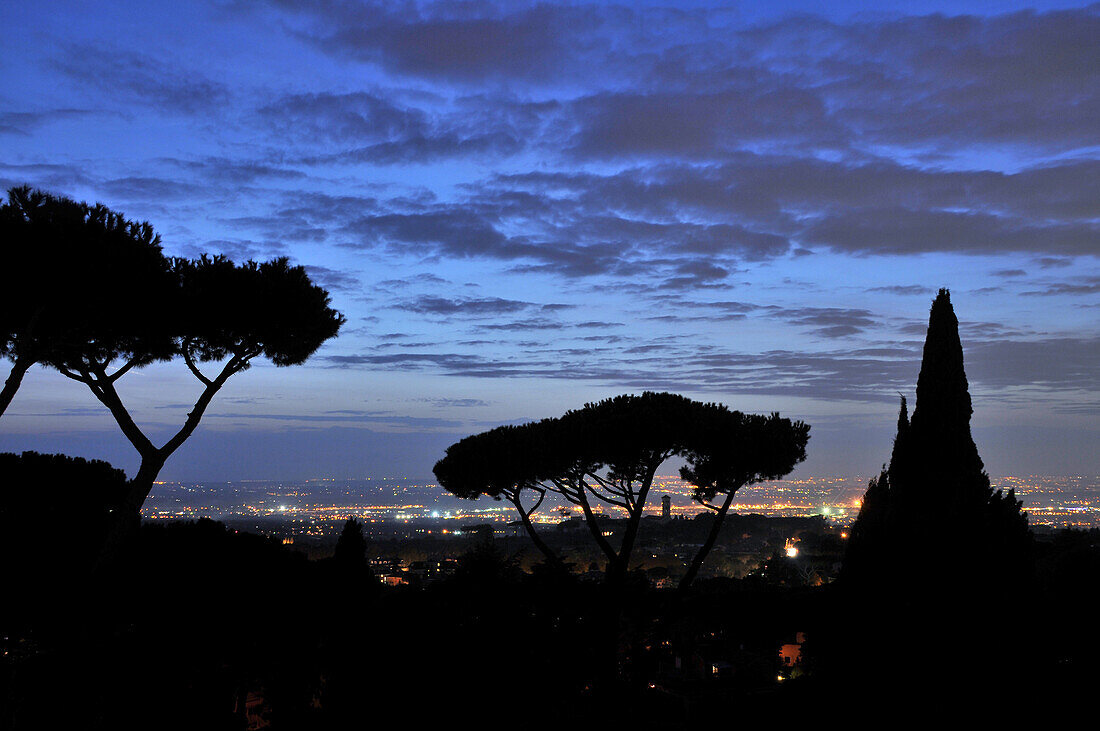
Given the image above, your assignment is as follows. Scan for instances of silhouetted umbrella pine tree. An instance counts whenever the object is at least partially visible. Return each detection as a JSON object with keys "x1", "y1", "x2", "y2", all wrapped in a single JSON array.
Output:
[
  {"x1": 0, "y1": 186, "x2": 174, "y2": 419},
  {"x1": 54, "y1": 255, "x2": 344, "y2": 524},
  {"x1": 844, "y1": 289, "x2": 1029, "y2": 588},
  {"x1": 436, "y1": 392, "x2": 809, "y2": 589}
]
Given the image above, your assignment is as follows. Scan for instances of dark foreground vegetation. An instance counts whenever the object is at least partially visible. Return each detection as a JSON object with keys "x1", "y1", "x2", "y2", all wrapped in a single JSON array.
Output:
[{"x1": 3, "y1": 504, "x2": 1098, "y2": 729}]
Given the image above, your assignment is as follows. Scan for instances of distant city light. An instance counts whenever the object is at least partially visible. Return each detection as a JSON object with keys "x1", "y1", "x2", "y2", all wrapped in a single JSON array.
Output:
[{"x1": 140, "y1": 475, "x2": 1100, "y2": 533}]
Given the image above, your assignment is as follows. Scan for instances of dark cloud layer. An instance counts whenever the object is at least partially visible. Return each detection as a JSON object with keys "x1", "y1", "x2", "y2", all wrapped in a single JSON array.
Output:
[
  {"x1": 326, "y1": 333, "x2": 1098, "y2": 406},
  {"x1": 30, "y1": 4, "x2": 1097, "y2": 274},
  {"x1": 264, "y1": 3, "x2": 1100, "y2": 153},
  {"x1": 299, "y1": 154, "x2": 1099, "y2": 279}
]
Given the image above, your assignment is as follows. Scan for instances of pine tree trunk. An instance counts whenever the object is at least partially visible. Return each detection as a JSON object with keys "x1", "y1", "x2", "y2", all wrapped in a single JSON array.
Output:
[
  {"x1": 94, "y1": 454, "x2": 166, "y2": 574},
  {"x1": 125, "y1": 456, "x2": 167, "y2": 515},
  {"x1": 679, "y1": 490, "x2": 736, "y2": 591},
  {"x1": 0, "y1": 356, "x2": 33, "y2": 420},
  {"x1": 605, "y1": 467, "x2": 659, "y2": 588}
]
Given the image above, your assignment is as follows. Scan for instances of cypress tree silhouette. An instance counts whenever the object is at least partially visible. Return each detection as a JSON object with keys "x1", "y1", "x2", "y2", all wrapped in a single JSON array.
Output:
[{"x1": 844, "y1": 289, "x2": 1030, "y2": 590}]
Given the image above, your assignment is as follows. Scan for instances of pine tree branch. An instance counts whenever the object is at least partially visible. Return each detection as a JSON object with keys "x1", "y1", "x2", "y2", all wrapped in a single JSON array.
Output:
[
  {"x1": 82, "y1": 369, "x2": 158, "y2": 458},
  {"x1": 182, "y1": 347, "x2": 213, "y2": 387},
  {"x1": 56, "y1": 365, "x2": 92, "y2": 385},
  {"x1": 159, "y1": 358, "x2": 240, "y2": 458},
  {"x1": 580, "y1": 476, "x2": 629, "y2": 510},
  {"x1": 107, "y1": 357, "x2": 139, "y2": 383}
]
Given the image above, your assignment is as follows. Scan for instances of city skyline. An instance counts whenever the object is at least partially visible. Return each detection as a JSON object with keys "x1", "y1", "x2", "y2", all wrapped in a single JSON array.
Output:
[{"x1": 1, "y1": 0, "x2": 1098, "y2": 480}]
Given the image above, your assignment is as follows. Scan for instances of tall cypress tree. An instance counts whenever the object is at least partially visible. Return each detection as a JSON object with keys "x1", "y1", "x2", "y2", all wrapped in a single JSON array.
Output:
[
  {"x1": 902, "y1": 289, "x2": 985, "y2": 487},
  {"x1": 844, "y1": 289, "x2": 1029, "y2": 589}
]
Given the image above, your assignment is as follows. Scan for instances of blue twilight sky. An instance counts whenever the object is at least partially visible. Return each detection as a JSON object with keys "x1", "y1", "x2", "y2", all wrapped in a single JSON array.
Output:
[{"x1": 0, "y1": 0, "x2": 1097, "y2": 481}]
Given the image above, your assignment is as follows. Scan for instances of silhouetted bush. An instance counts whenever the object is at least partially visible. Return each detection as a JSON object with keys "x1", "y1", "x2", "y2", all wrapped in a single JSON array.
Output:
[{"x1": 0, "y1": 451, "x2": 127, "y2": 636}]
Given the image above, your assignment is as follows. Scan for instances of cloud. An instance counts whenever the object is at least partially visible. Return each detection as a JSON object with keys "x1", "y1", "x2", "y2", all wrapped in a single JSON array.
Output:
[
  {"x1": 1036, "y1": 257, "x2": 1074, "y2": 269},
  {"x1": 658, "y1": 260, "x2": 730, "y2": 290},
  {"x1": 163, "y1": 157, "x2": 308, "y2": 185},
  {"x1": 266, "y1": 1, "x2": 620, "y2": 84},
  {"x1": 323, "y1": 323, "x2": 1098, "y2": 407},
  {"x1": 967, "y1": 338, "x2": 1100, "y2": 391},
  {"x1": 419, "y1": 397, "x2": 491, "y2": 408},
  {"x1": 52, "y1": 46, "x2": 230, "y2": 114},
  {"x1": 262, "y1": 3, "x2": 1100, "y2": 156},
  {"x1": 258, "y1": 91, "x2": 426, "y2": 143},
  {"x1": 347, "y1": 209, "x2": 508, "y2": 254},
  {"x1": 224, "y1": 191, "x2": 381, "y2": 243},
  {"x1": 478, "y1": 318, "x2": 568, "y2": 332},
  {"x1": 772, "y1": 307, "x2": 879, "y2": 339},
  {"x1": 800, "y1": 207, "x2": 1099, "y2": 258},
  {"x1": 569, "y1": 87, "x2": 835, "y2": 159},
  {"x1": 822, "y1": 10, "x2": 1100, "y2": 152},
  {"x1": 258, "y1": 90, "x2": 565, "y2": 164},
  {"x1": 313, "y1": 131, "x2": 524, "y2": 165},
  {"x1": 324, "y1": 153, "x2": 1098, "y2": 279},
  {"x1": 0, "y1": 109, "x2": 99, "y2": 136},
  {"x1": 321, "y1": 343, "x2": 919, "y2": 402},
  {"x1": 377, "y1": 273, "x2": 449, "y2": 288},
  {"x1": 866, "y1": 285, "x2": 930, "y2": 295},
  {"x1": 0, "y1": 162, "x2": 95, "y2": 195},
  {"x1": 394, "y1": 295, "x2": 536, "y2": 316},
  {"x1": 98, "y1": 176, "x2": 204, "y2": 202},
  {"x1": 208, "y1": 410, "x2": 463, "y2": 429},
  {"x1": 1020, "y1": 276, "x2": 1100, "y2": 297},
  {"x1": 303, "y1": 265, "x2": 363, "y2": 293}
]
